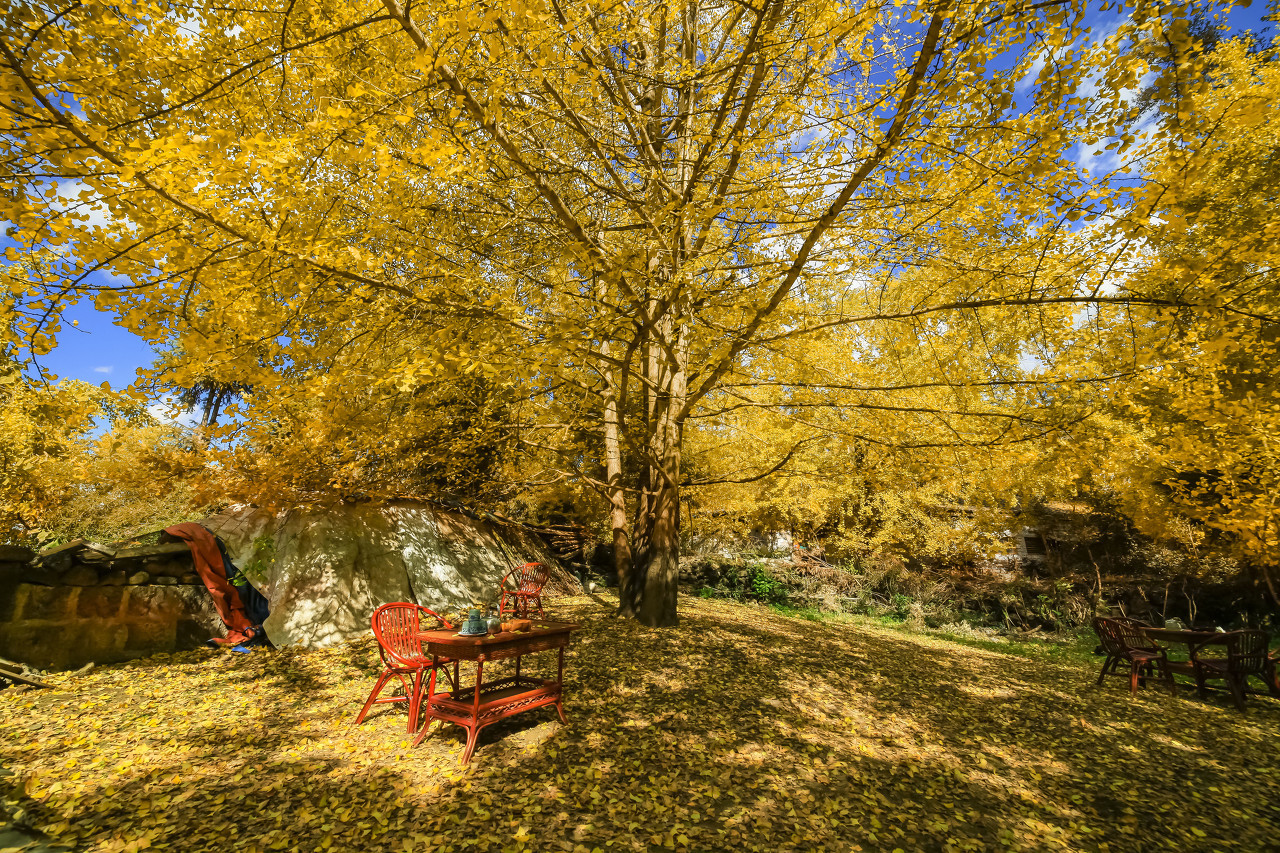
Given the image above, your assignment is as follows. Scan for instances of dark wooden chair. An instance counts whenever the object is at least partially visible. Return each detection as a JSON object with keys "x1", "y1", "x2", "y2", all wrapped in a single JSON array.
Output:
[
  {"x1": 354, "y1": 603, "x2": 458, "y2": 733},
  {"x1": 1191, "y1": 630, "x2": 1275, "y2": 712},
  {"x1": 498, "y1": 562, "x2": 550, "y2": 619},
  {"x1": 1092, "y1": 617, "x2": 1176, "y2": 696}
]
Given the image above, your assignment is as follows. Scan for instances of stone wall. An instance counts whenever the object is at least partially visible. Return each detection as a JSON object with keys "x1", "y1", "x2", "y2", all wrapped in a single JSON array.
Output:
[
  {"x1": 0, "y1": 582, "x2": 222, "y2": 671},
  {"x1": 0, "y1": 541, "x2": 224, "y2": 671}
]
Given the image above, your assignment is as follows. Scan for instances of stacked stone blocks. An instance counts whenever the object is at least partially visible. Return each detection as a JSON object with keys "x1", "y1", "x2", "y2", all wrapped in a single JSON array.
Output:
[{"x1": 0, "y1": 541, "x2": 223, "y2": 671}]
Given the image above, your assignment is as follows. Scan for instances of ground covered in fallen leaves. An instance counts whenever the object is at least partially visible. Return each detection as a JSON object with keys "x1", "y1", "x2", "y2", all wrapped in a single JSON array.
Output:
[{"x1": 3, "y1": 593, "x2": 1278, "y2": 853}]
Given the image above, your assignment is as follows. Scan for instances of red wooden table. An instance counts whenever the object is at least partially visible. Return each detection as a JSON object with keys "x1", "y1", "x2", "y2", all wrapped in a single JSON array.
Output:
[{"x1": 412, "y1": 620, "x2": 578, "y2": 762}]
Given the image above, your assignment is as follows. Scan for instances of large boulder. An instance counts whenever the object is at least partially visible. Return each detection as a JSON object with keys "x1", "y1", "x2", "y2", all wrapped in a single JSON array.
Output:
[{"x1": 201, "y1": 501, "x2": 579, "y2": 648}]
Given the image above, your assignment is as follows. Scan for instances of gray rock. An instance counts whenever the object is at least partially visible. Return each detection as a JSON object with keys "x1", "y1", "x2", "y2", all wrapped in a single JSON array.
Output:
[
  {"x1": 200, "y1": 502, "x2": 577, "y2": 649},
  {"x1": 60, "y1": 566, "x2": 99, "y2": 586},
  {"x1": 100, "y1": 570, "x2": 127, "y2": 586},
  {"x1": 127, "y1": 571, "x2": 150, "y2": 585},
  {"x1": 143, "y1": 559, "x2": 189, "y2": 578},
  {"x1": 179, "y1": 573, "x2": 201, "y2": 585},
  {"x1": 154, "y1": 576, "x2": 178, "y2": 586},
  {"x1": 200, "y1": 506, "x2": 277, "y2": 576}
]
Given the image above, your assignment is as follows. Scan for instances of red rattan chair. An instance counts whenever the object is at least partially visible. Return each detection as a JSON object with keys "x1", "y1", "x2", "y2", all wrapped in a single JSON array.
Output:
[
  {"x1": 1092, "y1": 617, "x2": 1176, "y2": 696},
  {"x1": 498, "y1": 562, "x2": 550, "y2": 619},
  {"x1": 354, "y1": 603, "x2": 457, "y2": 733},
  {"x1": 1191, "y1": 630, "x2": 1273, "y2": 712}
]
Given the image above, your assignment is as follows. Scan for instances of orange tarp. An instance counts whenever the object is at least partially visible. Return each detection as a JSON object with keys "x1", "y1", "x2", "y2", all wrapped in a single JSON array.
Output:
[{"x1": 164, "y1": 522, "x2": 256, "y2": 646}]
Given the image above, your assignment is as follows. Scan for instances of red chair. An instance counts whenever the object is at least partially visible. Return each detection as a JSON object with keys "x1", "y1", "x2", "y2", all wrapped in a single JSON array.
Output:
[
  {"x1": 354, "y1": 603, "x2": 457, "y2": 733},
  {"x1": 1191, "y1": 630, "x2": 1274, "y2": 712},
  {"x1": 498, "y1": 562, "x2": 550, "y2": 619}
]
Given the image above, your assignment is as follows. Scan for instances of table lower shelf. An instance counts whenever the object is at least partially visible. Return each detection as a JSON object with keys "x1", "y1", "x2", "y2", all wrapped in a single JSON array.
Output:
[{"x1": 425, "y1": 675, "x2": 561, "y2": 727}]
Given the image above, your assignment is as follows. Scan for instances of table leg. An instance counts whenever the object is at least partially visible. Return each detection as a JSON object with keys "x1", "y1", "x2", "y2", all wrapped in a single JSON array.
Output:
[
  {"x1": 412, "y1": 659, "x2": 441, "y2": 746},
  {"x1": 408, "y1": 669, "x2": 425, "y2": 733},
  {"x1": 461, "y1": 657, "x2": 485, "y2": 764},
  {"x1": 555, "y1": 645, "x2": 567, "y2": 724},
  {"x1": 462, "y1": 726, "x2": 482, "y2": 763}
]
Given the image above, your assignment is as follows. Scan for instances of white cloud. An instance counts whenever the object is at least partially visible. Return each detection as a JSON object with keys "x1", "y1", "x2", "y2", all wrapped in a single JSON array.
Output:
[
  {"x1": 147, "y1": 399, "x2": 200, "y2": 428},
  {"x1": 53, "y1": 179, "x2": 122, "y2": 231},
  {"x1": 92, "y1": 365, "x2": 113, "y2": 374}
]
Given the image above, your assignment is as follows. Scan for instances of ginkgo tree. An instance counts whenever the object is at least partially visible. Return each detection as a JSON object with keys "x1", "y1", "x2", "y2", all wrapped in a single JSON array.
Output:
[
  {"x1": 1, "y1": 0, "x2": 1235, "y2": 625},
  {"x1": 1056, "y1": 31, "x2": 1280, "y2": 605}
]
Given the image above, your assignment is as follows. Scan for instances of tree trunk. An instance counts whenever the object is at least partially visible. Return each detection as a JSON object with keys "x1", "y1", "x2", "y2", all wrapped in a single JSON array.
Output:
[
  {"x1": 1255, "y1": 561, "x2": 1280, "y2": 610},
  {"x1": 602, "y1": 354, "x2": 636, "y2": 617},
  {"x1": 636, "y1": 432, "x2": 682, "y2": 627},
  {"x1": 630, "y1": 309, "x2": 688, "y2": 627}
]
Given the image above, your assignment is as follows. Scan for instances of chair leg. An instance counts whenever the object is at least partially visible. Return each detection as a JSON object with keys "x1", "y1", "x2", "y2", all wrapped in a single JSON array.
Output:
[
  {"x1": 1266, "y1": 660, "x2": 1280, "y2": 697},
  {"x1": 1129, "y1": 662, "x2": 1141, "y2": 695},
  {"x1": 413, "y1": 719, "x2": 440, "y2": 747},
  {"x1": 1227, "y1": 675, "x2": 1247, "y2": 712},
  {"x1": 354, "y1": 670, "x2": 395, "y2": 725}
]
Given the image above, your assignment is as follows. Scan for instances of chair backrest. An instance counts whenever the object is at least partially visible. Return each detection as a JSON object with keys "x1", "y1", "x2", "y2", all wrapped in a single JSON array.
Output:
[
  {"x1": 1225, "y1": 630, "x2": 1271, "y2": 674},
  {"x1": 1095, "y1": 617, "x2": 1158, "y2": 655},
  {"x1": 1093, "y1": 618, "x2": 1129, "y2": 656},
  {"x1": 1114, "y1": 620, "x2": 1158, "y2": 653},
  {"x1": 502, "y1": 562, "x2": 549, "y2": 594},
  {"x1": 371, "y1": 603, "x2": 450, "y2": 666}
]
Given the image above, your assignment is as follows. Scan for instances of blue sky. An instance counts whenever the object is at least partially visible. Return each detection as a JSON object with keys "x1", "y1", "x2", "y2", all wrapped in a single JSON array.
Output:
[
  {"x1": 32, "y1": 297, "x2": 158, "y2": 388},
  {"x1": 23, "y1": 0, "x2": 1275, "y2": 395}
]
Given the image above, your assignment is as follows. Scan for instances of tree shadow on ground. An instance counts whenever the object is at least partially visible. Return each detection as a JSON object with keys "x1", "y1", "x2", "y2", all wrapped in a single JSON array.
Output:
[{"x1": 2, "y1": 593, "x2": 1277, "y2": 852}]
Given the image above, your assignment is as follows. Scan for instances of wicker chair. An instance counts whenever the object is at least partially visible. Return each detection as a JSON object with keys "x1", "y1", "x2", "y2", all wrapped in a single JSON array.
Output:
[
  {"x1": 354, "y1": 603, "x2": 457, "y2": 733},
  {"x1": 1191, "y1": 630, "x2": 1273, "y2": 712},
  {"x1": 1092, "y1": 617, "x2": 1176, "y2": 696},
  {"x1": 498, "y1": 562, "x2": 550, "y2": 619}
]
